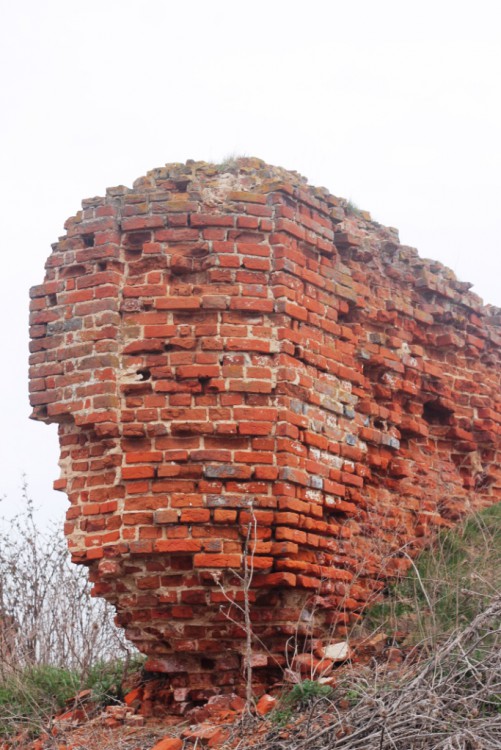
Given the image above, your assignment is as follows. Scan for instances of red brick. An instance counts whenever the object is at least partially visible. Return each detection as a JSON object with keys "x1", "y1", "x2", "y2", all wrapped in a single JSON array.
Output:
[
  {"x1": 229, "y1": 298, "x2": 273, "y2": 312},
  {"x1": 154, "y1": 540, "x2": 202, "y2": 553},
  {"x1": 194, "y1": 553, "x2": 242, "y2": 568},
  {"x1": 180, "y1": 509, "x2": 211, "y2": 523},
  {"x1": 122, "y1": 466, "x2": 155, "y2": 480},
  {"x1": 155, "y1": 297, "x2": 201, "y2": 310}
]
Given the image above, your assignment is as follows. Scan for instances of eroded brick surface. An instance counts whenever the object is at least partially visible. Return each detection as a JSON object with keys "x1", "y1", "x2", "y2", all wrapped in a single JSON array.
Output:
[{"x1": 29, "y1": 158, "x2": 500, "y2": 711}]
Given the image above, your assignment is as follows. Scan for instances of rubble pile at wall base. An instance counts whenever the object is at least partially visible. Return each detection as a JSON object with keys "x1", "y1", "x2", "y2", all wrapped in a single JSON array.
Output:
[{"x1": 29, "y1": 158, "x2": 500, "y2": 714}]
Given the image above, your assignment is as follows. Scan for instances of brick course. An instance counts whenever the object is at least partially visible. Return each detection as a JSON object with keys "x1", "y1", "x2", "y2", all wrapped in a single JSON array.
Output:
[{"x1": 29, "y1": 157, "x2": 500, "y2": 712}]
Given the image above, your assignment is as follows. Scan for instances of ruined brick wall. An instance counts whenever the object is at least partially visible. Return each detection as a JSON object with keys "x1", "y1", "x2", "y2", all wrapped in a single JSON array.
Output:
[{"x1": 29, "y1": 158, "x2": 500, "y2": 710}]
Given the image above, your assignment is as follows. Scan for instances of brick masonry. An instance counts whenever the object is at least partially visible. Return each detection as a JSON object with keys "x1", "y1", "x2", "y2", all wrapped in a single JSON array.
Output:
[{"x1": 29, "y1": 158, "x2": 500, "y2": 711}]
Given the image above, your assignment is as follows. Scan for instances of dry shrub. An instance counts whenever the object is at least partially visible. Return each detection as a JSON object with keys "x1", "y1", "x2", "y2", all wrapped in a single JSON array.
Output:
[
  {"x1": 0, "y1": 481, "x2": 139, "y2": 740},
  {"x1": 261, "y1": 504, "x2": 501, "y2": 750},
  {"x1": 0, "y1": 480, "x2": 130, "y2": 673}
]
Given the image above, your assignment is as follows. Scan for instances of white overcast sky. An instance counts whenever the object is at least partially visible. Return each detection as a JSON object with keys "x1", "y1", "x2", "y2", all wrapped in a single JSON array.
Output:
[{"x1": 1, "y1": 0, "x2": 500, "y2": 523}]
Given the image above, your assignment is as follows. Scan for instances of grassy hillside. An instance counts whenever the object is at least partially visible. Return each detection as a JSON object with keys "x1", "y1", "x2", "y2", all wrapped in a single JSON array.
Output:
[
  {"x1": 260, "y1": 502, "x2": 501, "y2": 749},
  {"x1": 364, "y1": 501, "x2": 501, "y2": 645}
]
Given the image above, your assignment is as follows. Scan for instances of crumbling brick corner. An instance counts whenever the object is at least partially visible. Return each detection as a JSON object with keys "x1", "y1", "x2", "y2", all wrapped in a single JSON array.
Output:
[{"x1": 29, "y1": 157, "x2": 500, "y2": 712}]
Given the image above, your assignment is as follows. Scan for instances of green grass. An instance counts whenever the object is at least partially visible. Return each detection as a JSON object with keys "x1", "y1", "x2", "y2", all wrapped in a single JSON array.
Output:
[
  {"x1": 85, "y1": 655, "x2": 145, "y2": 704},
  {"x1": 0, "y1": 655, "x2": 145, "y2": 739},
  {"x1": 0, "y1": 665, "x2": 80, "y2": 736},
  {"x1": 271, "y1": 679, "x2": 334, "y2": 725},
  {"x1": 363, "y1": 502, "x2": 501, "y2": 645}
]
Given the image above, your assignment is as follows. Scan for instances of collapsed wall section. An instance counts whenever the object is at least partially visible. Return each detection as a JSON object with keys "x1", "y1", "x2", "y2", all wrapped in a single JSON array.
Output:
[{"x1": 29, "y1": 158, "x2": 501, "y2": 712}]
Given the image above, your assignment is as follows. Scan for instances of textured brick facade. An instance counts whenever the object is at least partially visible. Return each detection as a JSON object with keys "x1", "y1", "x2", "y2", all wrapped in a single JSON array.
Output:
[{"x1": 29, "y1": 158, "x2": 500, "y2": 710}]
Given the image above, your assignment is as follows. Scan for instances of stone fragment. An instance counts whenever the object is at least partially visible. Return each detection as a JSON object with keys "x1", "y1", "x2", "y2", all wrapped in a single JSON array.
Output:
[{"x1": 323, "y1": 642, "x2": 350, "y2": 662}]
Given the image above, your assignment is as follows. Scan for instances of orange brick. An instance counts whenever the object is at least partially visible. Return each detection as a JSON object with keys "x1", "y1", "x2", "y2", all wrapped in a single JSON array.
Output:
[
  {"x1": 154, "y1": 539, "x2": 202, "y2": 553},
  {"x1": 193, "y1": 553, "x2": 242, "y2": 568}
]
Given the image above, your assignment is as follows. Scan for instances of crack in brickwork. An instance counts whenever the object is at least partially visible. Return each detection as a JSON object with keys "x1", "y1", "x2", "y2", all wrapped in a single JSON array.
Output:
[{"x1": 29, "y1": 157, "x2": 501, "y2": 714}]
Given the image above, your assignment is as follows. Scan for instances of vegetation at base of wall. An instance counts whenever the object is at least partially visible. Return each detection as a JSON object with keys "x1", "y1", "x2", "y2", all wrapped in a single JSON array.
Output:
[
  {"x1": 84, "y1": 654, "x2": 145, "y2": 705},
  {"x1": 0, "y1": 481, "x2": 141, "y2": 739},
  {"x1": 0, "y1": 481, "x2": 131, "y2": 672},
  {"x1": 271, "y1": 679, "x2": 334, "y2": 726},
  {"x1": 363, "y1": 502, "x2": 501, "y2": 645},
  {"x1": 262, "y1": 594, "x2": 500, "y2": 749},
  {"x1": 0, "y1": 665, "x2": 79, "y2": 736},
  {"x1": 265, "y1": 503, "x2": 501, "y2": 748},
  {"x1": 1, "y1": 482, "x2": 499, "y2": 748},
  {"x1": 0, "y1": 656, "x2": 146, "y2": 738}
]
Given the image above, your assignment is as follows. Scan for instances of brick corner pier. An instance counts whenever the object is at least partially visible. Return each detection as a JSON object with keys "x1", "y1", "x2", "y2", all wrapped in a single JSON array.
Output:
[{"x1": 29, "y1": 157, "x2": 500, "y2": 713}]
